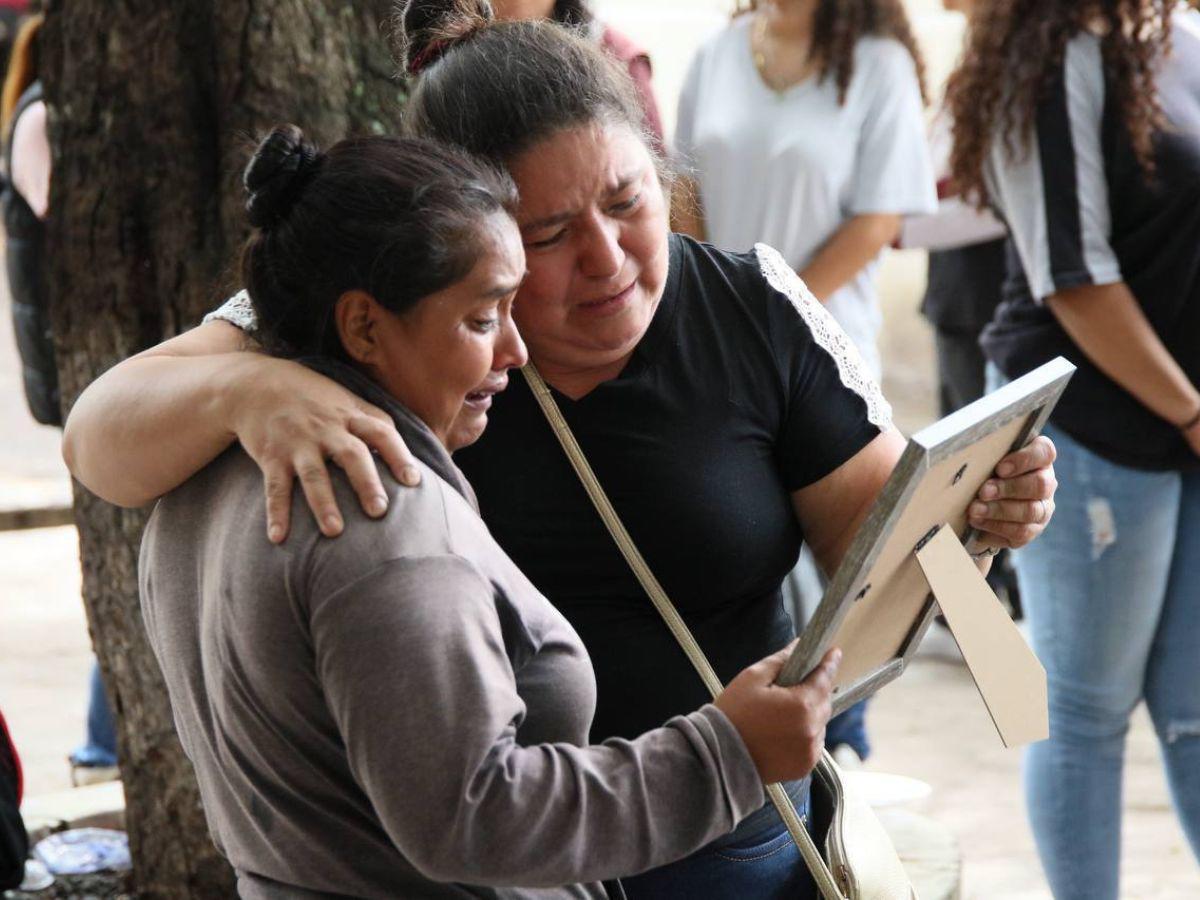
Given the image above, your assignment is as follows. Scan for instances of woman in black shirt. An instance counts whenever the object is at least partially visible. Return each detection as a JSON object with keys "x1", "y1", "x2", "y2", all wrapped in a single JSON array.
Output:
[
  {"x1": 64, "y1": 2, "x2": 1058, "y2": 896},
  {"x1": 948, "y1": 3, "x2": 1200, "y2": 897}
]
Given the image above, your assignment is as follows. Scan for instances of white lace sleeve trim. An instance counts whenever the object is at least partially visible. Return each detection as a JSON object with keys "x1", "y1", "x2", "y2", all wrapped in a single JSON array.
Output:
[
  {"x1": 202, "y1": 289, "x2": 258, "y2": 334},
  {"x1": 754, "y1": 243, "x2": 893, "y2": 431}
]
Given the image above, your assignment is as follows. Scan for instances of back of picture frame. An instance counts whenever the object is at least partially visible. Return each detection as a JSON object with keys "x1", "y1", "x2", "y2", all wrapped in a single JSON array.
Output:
[{"x1": 776, "y1": 356, "x2": 1075, "y2": 709}]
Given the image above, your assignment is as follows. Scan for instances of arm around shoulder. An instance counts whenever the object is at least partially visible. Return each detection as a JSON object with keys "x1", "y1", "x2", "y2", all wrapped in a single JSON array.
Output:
[
  {"x1": 62, "y1": 320, "x2": 254, "y2": 506},
  {"x1": 64, "y1": 305, "x2": 420, "y2": 539}
]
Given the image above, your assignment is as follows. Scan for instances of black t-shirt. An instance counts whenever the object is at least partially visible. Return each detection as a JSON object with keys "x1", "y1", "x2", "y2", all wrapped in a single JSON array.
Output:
[
  {"x1": 981, "y1": 11, "x2": 1200, "y2": 471},
  {"x1": 456, "y1": 234, "x2": 886, "y2": 741}
]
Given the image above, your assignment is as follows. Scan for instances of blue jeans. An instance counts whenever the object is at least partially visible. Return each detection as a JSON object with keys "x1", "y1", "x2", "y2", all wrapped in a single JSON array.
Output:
[
  {"x1": 990, "y1": 393, "x2": 1200, "y2": 897},
  {"x1": 70, "y1": 662, "x2": 118, "y2": 768},
  {"x1": 621, "y1": 782, "x2": 817, "y2": 899},
  {"x1": 825, "y1": 701, "x2": 869, "y2": 760}
]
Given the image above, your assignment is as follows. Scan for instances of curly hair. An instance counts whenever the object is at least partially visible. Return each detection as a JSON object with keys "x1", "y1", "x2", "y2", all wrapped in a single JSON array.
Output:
[
  {"x1": 734, "y1": 0, "x2": 928, "y2": 105},
  {"x1": 947, "y1": 0, "x2": 1176, "y2": 206}
]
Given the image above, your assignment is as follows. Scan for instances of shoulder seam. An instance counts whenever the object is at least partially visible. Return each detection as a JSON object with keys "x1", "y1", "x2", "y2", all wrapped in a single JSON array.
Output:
[{"x1": 753, "y1": 243, "x2": 893, "y2": 431}]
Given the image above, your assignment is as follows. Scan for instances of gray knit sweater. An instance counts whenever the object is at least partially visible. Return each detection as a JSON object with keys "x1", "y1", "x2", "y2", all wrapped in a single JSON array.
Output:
[{"x1": 138, "y1": 362, "x2": 766, "y2": 899}]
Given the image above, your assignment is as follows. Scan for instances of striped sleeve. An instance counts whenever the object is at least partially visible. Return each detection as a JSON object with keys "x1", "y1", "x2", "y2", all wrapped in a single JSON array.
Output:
[{"x1": 985, "y1": 35, "x2": 1121, "y2": 301}]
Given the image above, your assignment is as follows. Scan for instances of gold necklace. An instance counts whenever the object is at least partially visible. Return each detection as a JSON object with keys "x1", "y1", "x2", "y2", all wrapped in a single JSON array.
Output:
[
  {"x1": 752, "y1": 13, "x2": 775, "y2": 90},
  {"x1": 752, "y1": 10, "x2": 814, "y2": 95}
]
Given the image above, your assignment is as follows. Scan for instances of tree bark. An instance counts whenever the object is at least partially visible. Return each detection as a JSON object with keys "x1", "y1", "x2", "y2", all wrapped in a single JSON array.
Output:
[{"x1": 39, "y1": 2, "x2": 400, "y2": 895}]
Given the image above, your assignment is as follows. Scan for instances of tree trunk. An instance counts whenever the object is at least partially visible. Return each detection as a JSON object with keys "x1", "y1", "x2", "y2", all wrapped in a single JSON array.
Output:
[{"x1": 39, "y1": 3, "x2": 400, "y2": 895}]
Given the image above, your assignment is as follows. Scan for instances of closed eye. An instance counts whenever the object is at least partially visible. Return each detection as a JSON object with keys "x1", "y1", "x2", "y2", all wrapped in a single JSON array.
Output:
[
  {"x1": 610, "y1": 193, "x2": 642, "y2": 214},
  {"x1": 470, "y1": 317, "x2": 500, "y2": 334},
  {"x1": 526, "y1": 228, "x2": 567, "y2": 250}
]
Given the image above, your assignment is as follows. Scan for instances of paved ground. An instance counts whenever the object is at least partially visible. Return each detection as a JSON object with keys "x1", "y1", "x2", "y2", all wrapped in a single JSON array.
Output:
[{"x1": 2, "y1": 2, "x2": 1199, "y2": 896}]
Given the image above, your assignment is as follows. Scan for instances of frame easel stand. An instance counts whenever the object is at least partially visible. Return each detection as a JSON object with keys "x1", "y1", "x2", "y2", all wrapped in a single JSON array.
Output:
[{"x1": 915, "y1": 525, "x2": 1047, "y2": 748}]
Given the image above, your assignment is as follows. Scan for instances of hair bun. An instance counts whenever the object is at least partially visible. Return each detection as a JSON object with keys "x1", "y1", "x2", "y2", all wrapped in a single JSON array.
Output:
[
  {"x1": 244, "y1": 125, "x2": 320, "y2": 228},
  {"x1": 395, "y1": 0, "x2": 494, "y2": 77}
]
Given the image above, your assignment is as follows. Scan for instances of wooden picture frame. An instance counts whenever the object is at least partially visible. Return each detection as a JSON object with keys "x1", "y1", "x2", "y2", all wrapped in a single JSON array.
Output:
[{"x1": 776, "y1": 357, "x2": 1075, "y2": 713}]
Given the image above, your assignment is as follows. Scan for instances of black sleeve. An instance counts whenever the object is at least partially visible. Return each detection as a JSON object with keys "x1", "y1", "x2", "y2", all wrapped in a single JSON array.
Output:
[{"x1": 754, "y1": 244, "x2": 890, "y2": 491}]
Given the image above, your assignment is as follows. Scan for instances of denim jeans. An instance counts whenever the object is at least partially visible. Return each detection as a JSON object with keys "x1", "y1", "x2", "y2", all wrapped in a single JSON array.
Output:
[
  {"x1": 621, "y1": 781, "x2": 817, "y2": 899},
  {"x1": 69, "y1": 662, "x2": 118, "y2": 768},
  {"x1": 989, "y1": 371, "x2": 1200, "y2": 897},
  {"x1": 825, "y1": 700, "x2": 870, "y2": 760}
]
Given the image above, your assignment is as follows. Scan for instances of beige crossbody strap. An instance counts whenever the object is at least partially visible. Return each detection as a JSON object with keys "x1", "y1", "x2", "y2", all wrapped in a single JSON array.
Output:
[{"x1": 522, "y1": 364, "x2": 846, "y2": 900}]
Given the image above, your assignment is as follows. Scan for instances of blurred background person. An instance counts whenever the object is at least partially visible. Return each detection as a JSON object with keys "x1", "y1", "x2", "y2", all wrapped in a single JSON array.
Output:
[
  {"x1": 1, "y1": 12, "x2": 119, "y2": 788},
  {"x1": 670, "y1": 0, "x2": 937, "y2": 767},
  {"x1": 2, "y1": 10, "x2": 50, "y2": 424},
  {"x1": 0, "y1": 1, "x2": 30, "y2": 83},
  {"x1": 484, "y1": 0, "x2": 664, "y2": 151},
  {"x1": 671, "y1": 0, "x2": 934, "y2": 382},
  {"x1": 948, "y1": 1, "x2": 1200, "y2": 896},
  {"x1": 899, "y1": 0, "x2": 1021, "y2": 620}
]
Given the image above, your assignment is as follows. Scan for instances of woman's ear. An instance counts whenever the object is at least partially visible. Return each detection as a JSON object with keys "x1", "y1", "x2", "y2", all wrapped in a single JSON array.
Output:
[{"x1": 334, "y1": 290, "x2": 380, "y2": 365}]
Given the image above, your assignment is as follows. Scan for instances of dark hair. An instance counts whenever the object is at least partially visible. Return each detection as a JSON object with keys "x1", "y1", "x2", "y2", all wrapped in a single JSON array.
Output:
[
  {"x1": 948, "y1": 0, "x2": 1171, "y2": 207},
  {"x1": 733, "y1": 0, "x2": 928, "y2": 106},
  {"x1": 393, "y1": 0, "x2": 647, "y2": 168},
  {"x1": 240, "y1": 124, "x2": 518, "y2": 359},
  {"x1": 551, "y1": 0, "x2": 591, "y2": 27}
]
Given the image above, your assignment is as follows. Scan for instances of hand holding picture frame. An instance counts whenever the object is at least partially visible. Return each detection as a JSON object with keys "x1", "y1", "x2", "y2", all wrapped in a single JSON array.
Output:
[{"x1": 777, "y1": 357, "x2": 1075, "y2": 747}]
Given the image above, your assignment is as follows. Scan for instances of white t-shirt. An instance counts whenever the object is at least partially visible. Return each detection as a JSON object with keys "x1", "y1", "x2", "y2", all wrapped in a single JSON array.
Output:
[{"x1": 674, "y1": 17, "x2": 937, "y2": 377}]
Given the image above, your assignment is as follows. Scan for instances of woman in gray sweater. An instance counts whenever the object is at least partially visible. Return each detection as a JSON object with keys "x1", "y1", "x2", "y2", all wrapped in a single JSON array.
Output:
[{"x1": 138, "y1": 127, "x2": 839, "y2": 898}]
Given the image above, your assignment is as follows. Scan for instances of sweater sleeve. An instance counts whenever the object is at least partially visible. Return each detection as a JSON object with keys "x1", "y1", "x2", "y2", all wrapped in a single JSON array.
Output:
[{"x1": 308, "y1": 553, "x2": 765, "y2": 888}]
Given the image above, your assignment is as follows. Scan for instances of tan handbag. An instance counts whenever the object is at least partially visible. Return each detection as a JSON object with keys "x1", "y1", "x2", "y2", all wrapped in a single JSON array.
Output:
[
  {"x1": 810, "y1": 749, "x2": 917, "y2": 899},
  {"x1": 522, "y1": 364, "x2": 917, "y2": 900}
]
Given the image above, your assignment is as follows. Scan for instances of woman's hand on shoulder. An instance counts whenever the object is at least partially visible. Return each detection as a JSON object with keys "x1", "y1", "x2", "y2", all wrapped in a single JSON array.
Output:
[
  {"x1": 224, "y1": 354, "x2": 421, "y2": 543},
  {"x1": 715, "y1": 645, "x2": 841, "y2": 784},
  {"x1": 967, "y1": 434, "x2": 1058, "y2": 551}
]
